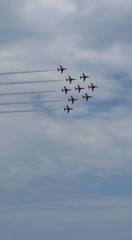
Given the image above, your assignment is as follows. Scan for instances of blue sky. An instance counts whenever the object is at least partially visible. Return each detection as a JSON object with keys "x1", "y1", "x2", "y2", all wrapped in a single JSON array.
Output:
[{"x1": 0, "y1": 0, "x2": 132, "y2": 239}]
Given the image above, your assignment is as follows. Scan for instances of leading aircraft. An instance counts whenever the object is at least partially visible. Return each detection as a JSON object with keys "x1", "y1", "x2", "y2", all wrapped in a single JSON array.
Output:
[
  {"x1": 57, "y1": 65, "x2": 67, "y2": 74},
  {"x1": 82, "y1": 93, "x2": 92, "y2": 101},
  {"x1": 80, "y1": 73, "x2": 90, "y2": 82},
  {"x1": 64, "y1": 105, "x2": 73, "y2": 113},
  {"x1": 88, "y1": 83, "x2": 98, "y2": 91},
  {"x1": 66, "y1": 75, "x2": 76, "y2": 84},
  {"x1": 61, "y1": 86, "x2": 71, "y2": 94},
  {"x1": 75, "y1": 84, "x2": 84, "y2": 93},
  {"x1": 68, "y1": 96, "x2": 78, "y2": 104}
]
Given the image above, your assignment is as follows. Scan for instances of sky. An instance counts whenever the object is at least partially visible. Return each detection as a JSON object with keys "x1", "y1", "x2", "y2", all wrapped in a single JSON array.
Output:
[{"x1": 0, "y1": 0, "x2": 132, "y2": 239}]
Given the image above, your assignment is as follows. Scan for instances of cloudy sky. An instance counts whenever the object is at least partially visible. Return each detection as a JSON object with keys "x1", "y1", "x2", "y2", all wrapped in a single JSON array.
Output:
[{"x1": 0, "y1": 0, "x2": 132, "y2": 239}]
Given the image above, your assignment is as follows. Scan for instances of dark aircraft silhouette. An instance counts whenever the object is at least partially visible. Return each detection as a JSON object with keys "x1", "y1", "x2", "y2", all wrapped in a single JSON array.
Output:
[
  {"x1": 64, "y1": 105, "x2": 73, "y2": 113},
  {"x1": 57, "y1": 65, "x2": 67, "y2": 74},
  {"x1": 68, "y1": 96, "x2": 78, "y2": 104},
  {"x1": 66, "y1": 75, "x2": 76, "y2": 84},
  {"x1": 82, "y1": 93, "x2": 92, "y2": 101},
  {"x1": 75, "y1": 84, "x2": 84, "y2": 93},
  {"x1": 80, "y1": 73, "x2": 90, "y2": 82},
  {"x1": 88, "y1": 83, "x2": 98, "y2": 91},
  {"x1": 61, "y1": 86, "x2": 71, "y2": 94}
]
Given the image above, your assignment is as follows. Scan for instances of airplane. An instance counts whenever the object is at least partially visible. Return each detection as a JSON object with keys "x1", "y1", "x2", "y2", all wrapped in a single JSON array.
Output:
[
  {"x1": 68, "y1": 96, "x2": 78, "y2": 104},
  {"x1": 82, "y1": 93, "x2": 92, "y2": 101},
  {"x1": 64, "y1": 105, "x2": 73, "y2": 113},
  {"x1": 88, "y1": 83, "x2": 98, "y2": 91},
  {"x1": 61, "y1": 86, "x2": 71, "y2": 94},
  {"x1": 75, "y1": 84, "x2": 84, "y2": 93},
  {"x1": 66, "y1": 75, "x2": 76, "y2": 84},
  {"x1": 57, "y1": 65, "x2": 67, "y2": 74},
  {"x1": 80, "y1": 73, "x2": 90, "y2": 82}
]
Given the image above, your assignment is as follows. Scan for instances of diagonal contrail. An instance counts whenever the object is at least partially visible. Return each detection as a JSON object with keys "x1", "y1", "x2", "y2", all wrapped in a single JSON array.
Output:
[{"x1": 0, "y1": 69, "x2": 54, "y2": 76}]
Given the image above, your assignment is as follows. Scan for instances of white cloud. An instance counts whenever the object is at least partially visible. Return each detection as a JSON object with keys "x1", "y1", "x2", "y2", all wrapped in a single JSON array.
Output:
[
  {"x1": 0, "y1": 2, "x2": 132, "y2": 239},
  {"x1": 0, "y1": 0, "x2": 131, "y2": 191},
  {"x1": 0, "y1": 102, "x2": 131, "y2": 191}
]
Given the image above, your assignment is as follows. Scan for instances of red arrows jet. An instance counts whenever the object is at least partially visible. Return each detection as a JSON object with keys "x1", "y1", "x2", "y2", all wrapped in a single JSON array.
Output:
[
  {"x1": 68, "y1": 96, "x2": 78, "y2": 104},
  {"x1": 88, "y1": 83, "x2": 98, "y2": 91},
  {"x1": 75, "y1": 84, "x2": 84, "y2": 93},
  {"x1": 82, "y1": 93, "x2": 92, "y2": 101},
  {"x1": 80, "y1": 73, "x2": 90, "y2": 81},
  {"x1": 61, "y1": 86, "x2": 71, "y2": 94},
  {"x1": 64, "y1": 105, "x2": 73, "y2": 113},
  {"x1": 66, "y1": 75, "x2": 76, "y2": 84},
  {"x1": 57, "y1": 65, "x2": 67, "y2": 74}
]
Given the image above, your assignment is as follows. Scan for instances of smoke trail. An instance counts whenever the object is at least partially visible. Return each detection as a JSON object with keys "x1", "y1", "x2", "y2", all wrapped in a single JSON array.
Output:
[
  {"x1": 0, "y1": 90, "x2": 59, "y2": 96},
  {"x1": 0, "y1": 109, "x2": 60, "y2": 114},
  {"x1": 0, "y1": 79, "x2": 62, "y2": 85},
  {"x1": 0, "y1": 99, "x2": 64, "y2": 105},
  {"x1": 0, "y1": 69, "x2": 53, "y2": 76}
]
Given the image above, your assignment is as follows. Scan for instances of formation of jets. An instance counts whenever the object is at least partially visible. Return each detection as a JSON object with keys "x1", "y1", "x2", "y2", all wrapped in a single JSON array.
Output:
[
  {"x1": 57, "y1": 65, "x2": 99, "y2": 113},
  {"x1": 0, "y1": 65, "x2": 98, "y2": 115}
]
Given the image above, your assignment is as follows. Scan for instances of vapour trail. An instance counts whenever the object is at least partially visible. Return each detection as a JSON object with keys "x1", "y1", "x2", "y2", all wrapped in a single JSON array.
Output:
[
  {"x1": 0, "y1": 79, "x2": 62, "y2": 85},
  {"x1": 0, "y1": 90, "x2": 59, "y2": 96},
  {"x1": 0, "y1": 69, "x2": 53, "y2": 76},
  {"x1": 0, "y1": 109, "x2": 60, "y2": 114},
  {"x1": 0, "y1": 99, "x2": 64, "y2": 106}
]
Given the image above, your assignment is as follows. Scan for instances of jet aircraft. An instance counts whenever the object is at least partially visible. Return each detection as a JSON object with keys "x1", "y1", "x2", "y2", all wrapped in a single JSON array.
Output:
[
  {"x1": 80, "y1": 73, "x2": 90, "y2": 82},
  {"x1": 64, "y1": 105, "x2": 73, "y2": 113},
  {"x1": 82, "y1": 93, "x2": 92, "y2": 101},
  {"x1": 88, "y1": 83, "x2": 98, "y2": 91},
  {"x1": 61, "y1": 86, "x2": 71, "y2": 94},
  {"x1": 75, "y1": 84, "x2": 84, "y2": 93},
  {"x1": 68, "y1": 96, "x2": 78, "y2": 104},
  {"x1": 66, "y1": 75, "x2": 76, "y2": 84},
  {"x1": 57, "y1": 65, "x2": 67, "y2": 74}
]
